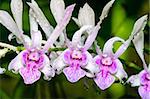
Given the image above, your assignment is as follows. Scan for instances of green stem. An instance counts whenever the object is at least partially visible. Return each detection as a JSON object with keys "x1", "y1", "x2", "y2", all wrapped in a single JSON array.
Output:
[{"x1": 36, "y1": 83, "x2": 41, "y2": 99}]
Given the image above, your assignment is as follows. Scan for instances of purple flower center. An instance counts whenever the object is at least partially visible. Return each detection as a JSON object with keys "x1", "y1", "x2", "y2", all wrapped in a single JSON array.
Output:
[
  {"x1": 22, "y1": 49, "x2": 44, "y2": 70},
  {"x1": 64, "y1": 49, "x2": 87, "y2": 67},
  {"x1": 95, "y1": 54, "x2": 117, "y2": 74},
  {"x1": 101, "y1": 54, "x2": 113, "y2": 66},
  {"x1": 71, "y1": 50, "x2": 83, "y2": 60},
  {"x1": 28, "y1": 52, "x2": 40, "y2": 61}
]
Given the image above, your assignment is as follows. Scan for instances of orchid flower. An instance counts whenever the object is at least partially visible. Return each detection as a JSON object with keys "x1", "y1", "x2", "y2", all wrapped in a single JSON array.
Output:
[
  {"x1": 0, "y1": 0, "x2": 28, "y2": 74},
  {"x1": 0, "y1": 0, "x2": 30, "y2": 45},
  {"x1": 72, "y1": 0, "x2": 115, "y2": 46},
  {"x1": 28, "y1": 0, "x2": 71, "y2": 65},
  {"x1": 0, "y1": 0, "x2": 75, "y2": 84},
  {"x1": 72, "y1": 2, "x2": 95, "y2": 27},
  {"x1": 93, "y1": 15, "x2": 148, "y2": 90},
  {"x1": 73, "y1": 0, "x2": 115, "y2": 27},
  {"x1": 52, "y1": 25, "x2": 98, "y2": 83},
  {"x1": 27, "y1": 0, "x2": 67, "y2": 47},
  {"x1": 127, "y1": 16, "x2": 149, "y2": 99},
  {"x1": 52, "y1": 0, "x2": 115, "y2": 83},
  {"x1": 72, "y1": 2, "x2": 95, "y2": 44}
]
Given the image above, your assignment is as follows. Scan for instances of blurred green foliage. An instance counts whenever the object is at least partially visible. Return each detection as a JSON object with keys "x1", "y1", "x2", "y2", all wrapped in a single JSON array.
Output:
[{"x1": 0, "y1": 0, "x2": 149, "y2": 99}]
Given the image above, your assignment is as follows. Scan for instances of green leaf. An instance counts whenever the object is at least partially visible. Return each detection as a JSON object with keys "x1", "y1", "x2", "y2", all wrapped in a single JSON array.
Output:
[
  {"x1": 13, "y1": 80, "x2": 25, "y2": 99},
  {"x1": 0, "y1": 89, "x2": 11, "y2": 99}
]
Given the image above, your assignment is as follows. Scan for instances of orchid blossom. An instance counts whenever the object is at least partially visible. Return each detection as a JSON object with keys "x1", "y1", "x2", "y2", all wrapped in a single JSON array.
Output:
[
  {"x1": 28, "y1": 0, "x2": 71, "y2": 63},
  {"x1": 52, "y1": 25, "x2": 98, "y2": 83},
  {"x1": 72, "y1": 0, "x2": 115, "y2": 46},
  {"x1": 93, "y1": 15, "x2": 148, "y2": 90},
  {"x1": 127, "y1": 16, "x2": 149, "y2": 99},
  {"x1": 0, "y1": 0, "x2": 30, "y2": 45},
  {"x1": 27, "y1": 0, "x2": 67, "y2": 47},
  {"x1": 52, "y1": 0, "x2": 115, "y2": 83},
  {"x1": 0, "y1": 0, "x2": 75, "y2": 84}
]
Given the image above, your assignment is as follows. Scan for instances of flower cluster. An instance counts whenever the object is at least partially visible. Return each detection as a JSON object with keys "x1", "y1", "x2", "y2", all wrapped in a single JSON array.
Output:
[{"x1": 0, "y1": 0, "x2": 149, "y2": 98}]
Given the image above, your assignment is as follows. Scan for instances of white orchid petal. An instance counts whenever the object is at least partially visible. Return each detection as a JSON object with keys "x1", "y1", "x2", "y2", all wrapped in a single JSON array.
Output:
[
  {"x1": 27, "y1": 0, "x2": 54, "y2": 37},
  {"x1": 127, "y1": 74, "x2": 140, "y2": 87},
  {"x1": 8, "y1": 51, "x2": 25, "y2": 74},
  {"x1": 0, "y1": 66, "x2": 6, "y2": 74},
  {"x1": 43, "y1": 4, "x2": 75, "y2": 51},
  {"x1": 78, "y1": 3, "x2": 95, "y2": 26},
  {"x1": 115, "y1": 59, "x2": 128, "y2": 82},
  {"x1": 29, "y1": 9, "x2": 38, "y2": 32},
  {"x1": 40, "y1": 55, "x2": 55, "y2": 81},
  {"x1": 72, "y1": 25, "x2": 92, "y2": 47},
  {"x1": 52, "y1": 50, "x2": 67, "y2": 74},
  {"x1": 133, "y1": 32, "x2": 147, "y2": 68},
  {"x1": 8, "y1": 33, "x2": 16, "y2": 41},
  {"x1": 31, "y1": 31, "x2": 42, "y2": 48},
  {"x1": 84, "y1": 52, "x2": 99, "y2": 78},
  {"x1": 22, "y1": 35, "x2": 32, "y2": 48},
  {"x1": 132, "y1": 15, "x2": 148, "y2": 70},
  {"x1": 72, "y1": 17, "x2": 81, "y2": 27},
  {"x1": 99, "y1": 0, "x2": 115, "y2": 24},
  {"x1": 131, "y1": 15, "x2": 148, "y2": 36},
  {"x1": 49, "y1": 52, "x2": 59, "y2": 63},
  {"x1": 0, "y1": 67, "x2": 5, "y2": 74},
  {"x1": 50, "y1": 0, "x2": 65, "y2": 23},
  {"x1": 103, "y1": 37, "x2": 125, "y2": 55},
  {"x1": 0, "y1": 11, "x2": 21, "y2": 40},
  {"x1": 11, "y1": 0, "x2": 23, "y2": 31},
  {"x1": 8, "y1": 33, "x2": 30, "y2": 45},
  {"x1": 114, "y1": 15, "x2": 148, "y2": 59}
]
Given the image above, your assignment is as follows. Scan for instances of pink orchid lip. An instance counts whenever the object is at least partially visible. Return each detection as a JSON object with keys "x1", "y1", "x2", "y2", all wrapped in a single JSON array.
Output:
[
  {"x1": 99, "y1": 54, "x2": 114, "y2": 66},
  {"x1": 101, "y1": 57, "x2": 113, "y2": 66}
]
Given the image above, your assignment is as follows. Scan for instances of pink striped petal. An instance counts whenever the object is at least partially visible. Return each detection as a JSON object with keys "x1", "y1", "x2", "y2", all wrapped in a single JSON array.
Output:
[
  {"x1": 63, "y1": 66, "x2": 86, "y2": 83},
  {"x1": 94, "y1": 70, "x2": 115, "y2": 90},
  {"x1": 19, "y1": 67, "x2": 41, "y2": 84},
  {"x1": 138, "y1": 85, "x2": 150, "y2": 99}
]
